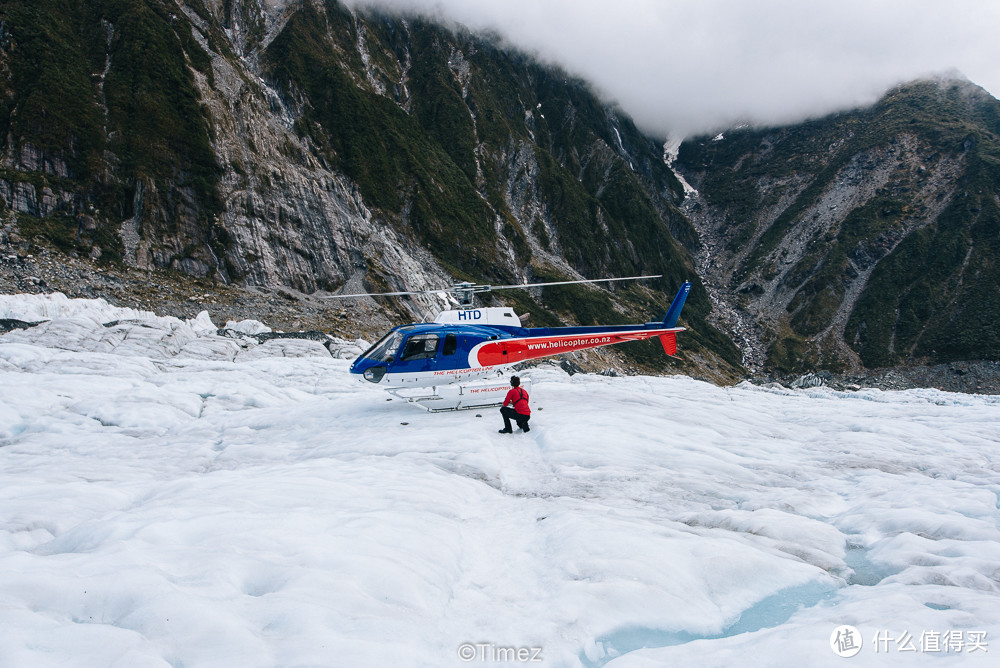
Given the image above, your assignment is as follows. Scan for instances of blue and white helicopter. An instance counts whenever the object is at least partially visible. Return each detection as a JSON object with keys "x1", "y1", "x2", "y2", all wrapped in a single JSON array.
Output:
[{"x1": 329, "y1": 275, "x2": 691, "y2": 411}]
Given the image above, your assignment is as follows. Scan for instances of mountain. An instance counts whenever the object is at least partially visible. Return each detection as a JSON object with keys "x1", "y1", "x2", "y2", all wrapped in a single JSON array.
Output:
[
  {"x1": 5, "y1": 2, "x2": 1000, "y2": 384},
  {"x1": 677, "y1": 77, "x2": 1000, "y2": 374},
  {"x1": 0, "y1": 0, "x2": 741, "y2": 380}
]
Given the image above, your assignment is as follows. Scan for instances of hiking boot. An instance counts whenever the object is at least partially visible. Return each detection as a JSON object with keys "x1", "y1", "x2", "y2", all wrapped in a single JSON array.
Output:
[{"x1": 498, "y1": 428, "x2": 513, "y2": 434}]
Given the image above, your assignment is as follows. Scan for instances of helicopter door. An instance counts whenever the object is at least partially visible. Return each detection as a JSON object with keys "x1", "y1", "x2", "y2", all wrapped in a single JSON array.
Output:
[{"x1": 396, "y1": 333, "x2": 441, "y2": 377}]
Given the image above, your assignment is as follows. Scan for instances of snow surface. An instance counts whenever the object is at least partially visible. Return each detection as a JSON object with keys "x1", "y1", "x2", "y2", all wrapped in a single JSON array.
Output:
[{"x1": 1, "y1": 294, "x2": 999, "y2": 667}]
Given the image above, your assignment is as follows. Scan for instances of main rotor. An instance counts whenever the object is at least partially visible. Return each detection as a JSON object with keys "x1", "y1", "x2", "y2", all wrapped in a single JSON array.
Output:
[{"x1": 324, "y1": 275, "x2": 663, "y2": 309}]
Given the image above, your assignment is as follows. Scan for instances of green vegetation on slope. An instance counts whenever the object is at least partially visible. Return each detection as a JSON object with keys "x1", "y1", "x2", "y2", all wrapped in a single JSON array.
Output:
[
  {"x1": 264, "y1": 2, "x2": 498, "y2": 276},
  {"x1": 680, "y1": 79, "x2": 1000, "y2": 370},
  {"x1": 0, "y1": 0, "x2": 222, "y2": 265}
]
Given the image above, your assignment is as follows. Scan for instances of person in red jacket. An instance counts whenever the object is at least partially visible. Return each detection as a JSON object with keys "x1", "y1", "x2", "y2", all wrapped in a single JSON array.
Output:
[{"x1": 499, "y1": 375, "x2": 531, "y2": 433}]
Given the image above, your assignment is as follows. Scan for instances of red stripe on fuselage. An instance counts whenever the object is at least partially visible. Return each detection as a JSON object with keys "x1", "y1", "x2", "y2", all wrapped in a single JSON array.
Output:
[{"x1": 473, "y1": 328, "x2": 682, "y2": 366}]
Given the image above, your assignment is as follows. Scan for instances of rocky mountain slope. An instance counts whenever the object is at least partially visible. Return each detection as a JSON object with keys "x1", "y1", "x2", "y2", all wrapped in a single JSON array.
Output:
[
  {"x1": 677, "y1": 77, "x2": 1000, "y2": 374},
  {"x1": 0, "y1": 0, "x2": 741, "y2": 380}
]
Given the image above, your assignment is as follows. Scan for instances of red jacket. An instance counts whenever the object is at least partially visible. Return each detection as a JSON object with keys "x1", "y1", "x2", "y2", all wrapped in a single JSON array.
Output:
[{"x1": 503, "y1": 388, "x2": 530, "y2": 415}]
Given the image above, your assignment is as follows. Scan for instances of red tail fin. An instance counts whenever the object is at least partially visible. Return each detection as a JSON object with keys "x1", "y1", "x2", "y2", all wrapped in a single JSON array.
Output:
[{"x1": 659, "y1": 332, "x2": 677, "y2": 356}]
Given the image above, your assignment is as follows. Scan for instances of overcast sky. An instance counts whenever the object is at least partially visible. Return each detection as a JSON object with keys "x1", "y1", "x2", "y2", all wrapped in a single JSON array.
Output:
[{"x1": 346, "y1": 0, "x2": 1000, "y2": 138}]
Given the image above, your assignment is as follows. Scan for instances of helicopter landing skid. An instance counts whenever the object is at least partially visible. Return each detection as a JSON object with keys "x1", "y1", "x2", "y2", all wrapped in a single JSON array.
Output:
[{"x1": 387, "y1": 378, "x2": 531, "y2": 413}]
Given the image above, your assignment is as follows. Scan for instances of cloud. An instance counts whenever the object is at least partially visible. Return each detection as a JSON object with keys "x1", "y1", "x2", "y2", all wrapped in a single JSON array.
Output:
[{"x1": 346, "y1": 0, "x2": 1000, "y2": 138}]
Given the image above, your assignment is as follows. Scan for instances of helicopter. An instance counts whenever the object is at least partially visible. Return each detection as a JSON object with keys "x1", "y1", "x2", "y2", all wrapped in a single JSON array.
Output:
[{"x1": 326, "y1": 275, "x2": 691, "y2": 411}]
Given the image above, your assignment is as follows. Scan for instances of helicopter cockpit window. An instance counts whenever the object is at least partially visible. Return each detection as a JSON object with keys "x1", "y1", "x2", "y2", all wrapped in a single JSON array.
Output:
[
  {"x1": 400, "y1": 333, "x2": 440, "y2": 361},
  {"x1": 442, "y1": 333, "x2": 458, "y2": 356},
  {"x1": 361, "y1": 330, "x2": 404, "y2": 363}
]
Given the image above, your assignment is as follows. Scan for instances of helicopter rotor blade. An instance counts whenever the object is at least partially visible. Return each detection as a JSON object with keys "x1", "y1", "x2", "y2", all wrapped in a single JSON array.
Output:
[
  {"x1": 321, "y1": 289, "x2": 436, "y2": 299},
  {"x1": 320, "y1": 274, "x2": 662, "y2": 300},
  {"x1": 482, "y1": 274, "x2": 662, "y2": 292}
]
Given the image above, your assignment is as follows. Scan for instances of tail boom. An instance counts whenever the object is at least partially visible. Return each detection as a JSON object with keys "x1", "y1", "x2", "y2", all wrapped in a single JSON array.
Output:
[
  {"x1": 472, "y1": 327, "x2": 684, "y2": 366},
  {"x1": 471, "y1": 280, "x2": 692, "y2": 366}
]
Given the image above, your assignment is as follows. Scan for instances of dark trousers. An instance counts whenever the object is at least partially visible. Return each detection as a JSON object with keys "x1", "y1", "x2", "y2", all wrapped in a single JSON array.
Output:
[{"x1": 500, "y1": 406, "x2": 530, "y2": 431}]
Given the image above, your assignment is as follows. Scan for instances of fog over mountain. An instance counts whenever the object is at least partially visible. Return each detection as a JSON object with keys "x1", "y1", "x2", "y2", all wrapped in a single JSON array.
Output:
[{"x1": 349, "y1": 0, "x2": 1000, "y2": 137}]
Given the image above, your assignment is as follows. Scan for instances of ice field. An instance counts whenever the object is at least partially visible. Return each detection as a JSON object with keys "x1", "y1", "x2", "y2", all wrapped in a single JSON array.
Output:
[{"x1": 1, "y1": 293, "x2": 999, "y2": 667}]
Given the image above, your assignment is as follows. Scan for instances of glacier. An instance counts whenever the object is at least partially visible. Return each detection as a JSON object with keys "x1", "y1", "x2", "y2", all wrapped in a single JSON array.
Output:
[{"x1": 1, "y1": 294, "x2": 998, "y2": 667}]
